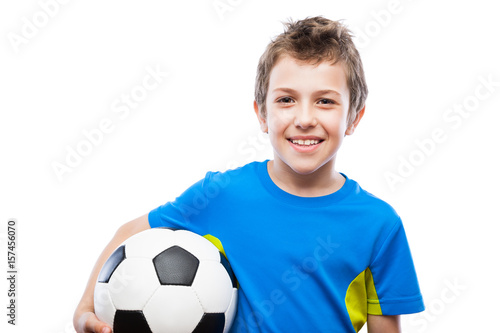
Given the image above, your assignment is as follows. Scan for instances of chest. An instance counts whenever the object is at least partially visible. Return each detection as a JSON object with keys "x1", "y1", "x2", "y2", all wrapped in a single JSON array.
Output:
[{"x1": 216, "y1": 206, "x2": 377, "y2": 290}]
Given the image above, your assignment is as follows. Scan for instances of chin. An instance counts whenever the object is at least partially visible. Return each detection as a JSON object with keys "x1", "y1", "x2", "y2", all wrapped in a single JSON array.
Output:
[{"x1": 288, "y1": 160, "x2": 327, "y2": 176}]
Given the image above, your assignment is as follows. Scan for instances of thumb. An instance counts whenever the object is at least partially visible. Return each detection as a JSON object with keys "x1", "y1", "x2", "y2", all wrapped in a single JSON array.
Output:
[
  {"x1": 81, "y1": 312, "x2": 112, "y2": 333},
  {"x1": 95, "y1": 323, "x2": 112, "y2": 333}
]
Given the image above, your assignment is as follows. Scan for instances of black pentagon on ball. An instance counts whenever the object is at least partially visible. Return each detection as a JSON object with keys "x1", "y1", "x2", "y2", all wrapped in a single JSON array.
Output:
[
  {"x1": 98, "y1": 245, "x2": 126, "y2": 283},
  {"x1": 153, "y1": 245, "x2": 199, "y2": 286},
  {"x1": 192, "y1": 313, "x2": 226, "y2": 333},
  {"x1": 156, "y1": 226, "x2": 181, "y2": 231},
  {"x1": 113, "y1": 310, "x2": 152, "y2": 333}
]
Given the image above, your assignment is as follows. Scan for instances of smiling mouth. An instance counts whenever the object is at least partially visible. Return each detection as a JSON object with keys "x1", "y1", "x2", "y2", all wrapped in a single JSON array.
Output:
[{"x1": 287, "y1": 139, "x2": 323, "y2": 146}]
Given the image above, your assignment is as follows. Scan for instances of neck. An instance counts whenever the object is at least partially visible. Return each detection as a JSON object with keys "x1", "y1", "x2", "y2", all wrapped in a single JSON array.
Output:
[{"x1": 267, "y1": 159, "x2": 345, "y2": 197}]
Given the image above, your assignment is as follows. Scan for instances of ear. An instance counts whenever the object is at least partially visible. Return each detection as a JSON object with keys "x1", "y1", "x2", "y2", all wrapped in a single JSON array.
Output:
[
  {"x1": 254, "y1": 100, "x2": 268, "y2": 133},
  {"x1": 345, "y1": 105, "x2": 365, "y2": 136}
]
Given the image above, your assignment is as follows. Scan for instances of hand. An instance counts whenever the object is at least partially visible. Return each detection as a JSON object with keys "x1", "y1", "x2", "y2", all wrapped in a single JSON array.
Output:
[
  {"x1": 73, "y1": 215, "x2": 150, "y2": 333},
  {"x1": 74, "y1": 311, "x2": 112, "y2": 333}
]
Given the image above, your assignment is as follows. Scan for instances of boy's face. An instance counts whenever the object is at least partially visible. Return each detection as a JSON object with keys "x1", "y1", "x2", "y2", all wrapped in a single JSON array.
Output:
[{"x1": 254, "y1": 55, "x2": 363, "y2": 177}]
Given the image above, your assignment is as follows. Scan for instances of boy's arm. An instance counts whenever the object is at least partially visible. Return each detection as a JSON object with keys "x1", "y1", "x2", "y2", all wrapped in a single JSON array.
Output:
[
  {"x1": 73, "y1": 214, "x2": 151, "y2": 333},
  {"x1": 367, "y1": 314, "x2": 400, "y2": 333}
]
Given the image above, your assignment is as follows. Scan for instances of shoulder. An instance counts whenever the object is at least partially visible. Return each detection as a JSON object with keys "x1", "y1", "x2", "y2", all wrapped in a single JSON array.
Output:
[
  {"x1": 345, "y1": 175, "x2": 402, "y2": 227},
  {"x1": 203, "y1": 160, "x2": 264, "y2": 186},
  {"x1": 198, "y1": 160, "x2": 265, "y2": 196},
  {"x1": 344, "y1": 177, "x2": 414, "y2": 263}
]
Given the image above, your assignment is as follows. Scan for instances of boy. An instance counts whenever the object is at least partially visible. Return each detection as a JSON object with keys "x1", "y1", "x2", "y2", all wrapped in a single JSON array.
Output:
[{"x1": 74, "y1": 16, "x2": 424, "y2": 332}]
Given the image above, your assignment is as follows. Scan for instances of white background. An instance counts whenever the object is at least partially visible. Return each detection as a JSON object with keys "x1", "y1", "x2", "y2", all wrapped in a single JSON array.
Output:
[{"x1": 1, "y1": 0, "x2": 499, "y2": 332}]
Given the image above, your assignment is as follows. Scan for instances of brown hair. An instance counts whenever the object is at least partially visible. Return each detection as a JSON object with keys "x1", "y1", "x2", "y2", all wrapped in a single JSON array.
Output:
[{"x1": 254, "y1": 16, "x2": 368, "y2": 126}]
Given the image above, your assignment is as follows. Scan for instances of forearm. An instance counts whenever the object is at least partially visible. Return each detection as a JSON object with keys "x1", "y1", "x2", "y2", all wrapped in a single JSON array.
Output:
[
  {"x1": 73, "y1": 215, "x2": 150, "y2": 326},
  {"x1": 367, "y1": 314, "x2": 400, "y2": 333}
]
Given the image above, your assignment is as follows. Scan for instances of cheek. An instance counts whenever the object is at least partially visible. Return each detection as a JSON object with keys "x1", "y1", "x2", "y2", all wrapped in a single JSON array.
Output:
[
  {"x1": 322, "y1": 115, "x2": 347, "y2": 136},
  {"x1": 267, "y1": 111, "x2": 291, "y2": 132}
]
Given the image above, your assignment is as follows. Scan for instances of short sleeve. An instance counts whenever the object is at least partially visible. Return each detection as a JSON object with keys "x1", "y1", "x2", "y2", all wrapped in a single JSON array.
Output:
[
  {"x1": 148, "y1": 172, "x2": 213, "y2": 234},
  {"x1": 368, "y1": 219, "x2": 425, "y2": 315}
]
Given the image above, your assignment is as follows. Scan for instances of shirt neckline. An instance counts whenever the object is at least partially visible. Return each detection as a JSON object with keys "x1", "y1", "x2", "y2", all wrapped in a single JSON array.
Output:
[{"x1": 256, "y1": 160, "x2": 355, "y2": 207}]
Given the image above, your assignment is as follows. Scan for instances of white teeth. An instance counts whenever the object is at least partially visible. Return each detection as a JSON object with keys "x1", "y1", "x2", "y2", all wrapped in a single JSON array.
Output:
[{"x1": 291, "y1": 139, "x2": 320, "y2": 146}]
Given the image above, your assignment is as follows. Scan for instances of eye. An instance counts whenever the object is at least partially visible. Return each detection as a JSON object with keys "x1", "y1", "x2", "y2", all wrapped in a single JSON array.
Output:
[
  {"x1": 317, "y1": 98, "x2": 336, "y2": 105},
  {"x1": 277, "y1": 97, "x2": 294, "y2": 104}
]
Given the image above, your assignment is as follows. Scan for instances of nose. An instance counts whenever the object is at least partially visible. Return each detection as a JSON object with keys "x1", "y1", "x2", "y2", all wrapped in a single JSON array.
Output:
[{"x1": 294, "y1": 104, "x2": 317, "y2": 129}]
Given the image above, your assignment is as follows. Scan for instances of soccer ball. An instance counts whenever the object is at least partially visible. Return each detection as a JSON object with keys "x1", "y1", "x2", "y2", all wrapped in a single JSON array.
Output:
[{"x1": 94, "y1": 228, "x2": 238, "y2": 333}]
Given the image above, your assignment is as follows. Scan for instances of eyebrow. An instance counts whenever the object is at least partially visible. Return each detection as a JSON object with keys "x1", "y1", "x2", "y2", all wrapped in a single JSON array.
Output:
[{"x1": 271, "y1": 87, "x2": 342, "y2": 97}]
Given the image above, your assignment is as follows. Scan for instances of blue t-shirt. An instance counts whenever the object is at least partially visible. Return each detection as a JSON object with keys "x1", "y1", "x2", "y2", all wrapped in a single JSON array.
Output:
[{"x1": 148, "y1": 160, "x2": 424, "y2": 332}]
